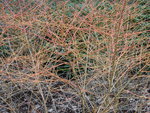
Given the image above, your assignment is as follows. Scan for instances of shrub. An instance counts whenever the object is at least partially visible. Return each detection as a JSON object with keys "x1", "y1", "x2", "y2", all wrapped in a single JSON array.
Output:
[{"x1": 0, "y1": 0, "x2": 149, "y2": 113}]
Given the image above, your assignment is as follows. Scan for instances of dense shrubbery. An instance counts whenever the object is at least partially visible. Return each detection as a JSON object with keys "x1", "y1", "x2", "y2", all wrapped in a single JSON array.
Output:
[{"x1": 0, "y1": 0, "x2": 149, "y2": 113}]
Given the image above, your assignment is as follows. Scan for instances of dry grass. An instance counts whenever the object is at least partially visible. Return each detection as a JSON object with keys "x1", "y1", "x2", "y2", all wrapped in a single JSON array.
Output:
[{"x1": 0, "y1": 0, "x2": 149, "y2": 113}]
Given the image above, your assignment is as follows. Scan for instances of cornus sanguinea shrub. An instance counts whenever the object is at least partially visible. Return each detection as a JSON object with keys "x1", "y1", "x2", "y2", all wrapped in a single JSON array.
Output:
[{"x1": 0, "y1": 0, "x2": 149, "y2": 113}]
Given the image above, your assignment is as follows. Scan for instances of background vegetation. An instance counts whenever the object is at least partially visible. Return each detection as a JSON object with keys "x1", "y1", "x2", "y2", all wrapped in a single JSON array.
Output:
[{"x1": 0, "y1": 0, "x2": 149, "y2": 113}]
